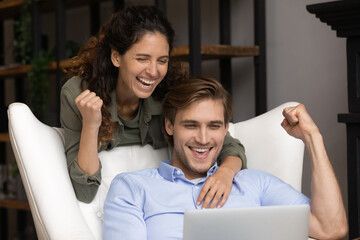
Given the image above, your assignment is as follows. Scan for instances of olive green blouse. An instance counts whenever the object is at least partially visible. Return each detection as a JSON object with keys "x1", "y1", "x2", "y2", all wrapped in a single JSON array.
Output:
[{"x1": 60, "y1": 76, "x2": 247, "y2": 203}]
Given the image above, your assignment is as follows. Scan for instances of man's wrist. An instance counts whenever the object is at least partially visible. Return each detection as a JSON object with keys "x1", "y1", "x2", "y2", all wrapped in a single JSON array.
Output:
[{"x1": 304, "y1": 130, "x2": 322, "y2": 146}]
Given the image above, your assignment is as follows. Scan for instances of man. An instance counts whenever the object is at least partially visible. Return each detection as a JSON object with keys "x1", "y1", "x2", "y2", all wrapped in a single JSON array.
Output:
[{"x1": 103, "y1": 76, "x2": 347, "y2": 240}]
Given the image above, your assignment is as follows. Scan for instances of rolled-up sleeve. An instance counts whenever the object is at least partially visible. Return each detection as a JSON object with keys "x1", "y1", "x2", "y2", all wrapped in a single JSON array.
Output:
[
  {"x1": 60, "y1": 79, "x2": 101, "y2": 203},
  {"x1": 218, "y1": 132, "x2": 247, "y2": 169}
]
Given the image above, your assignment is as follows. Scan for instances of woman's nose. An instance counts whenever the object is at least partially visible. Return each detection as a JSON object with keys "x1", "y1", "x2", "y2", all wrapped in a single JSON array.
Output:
[{"x1": 146, "y1": 61, "x2": 159, "y2": 77}]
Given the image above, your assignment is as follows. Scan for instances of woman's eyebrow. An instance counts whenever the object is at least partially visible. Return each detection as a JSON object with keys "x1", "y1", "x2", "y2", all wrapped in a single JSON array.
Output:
[{"x1": 135, "y1": 53, "x2": 169, "y2": 58}]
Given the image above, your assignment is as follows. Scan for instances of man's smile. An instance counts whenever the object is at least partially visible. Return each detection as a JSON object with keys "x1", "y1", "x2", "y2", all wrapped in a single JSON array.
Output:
[{"x1": 188, "y1": 146, "x2": 213, "y2": 159}]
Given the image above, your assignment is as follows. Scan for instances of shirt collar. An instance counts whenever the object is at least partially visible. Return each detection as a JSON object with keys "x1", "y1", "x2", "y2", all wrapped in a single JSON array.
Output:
[
  {"x1": 143, "y1": 96, "x2": 162, "y2": 115},
  {"x1": 159, "y1": 160, "x2": 219, "y2": 182},
  {"x1": 108, "y1": 93, "x2": 162, "y2": 124}
]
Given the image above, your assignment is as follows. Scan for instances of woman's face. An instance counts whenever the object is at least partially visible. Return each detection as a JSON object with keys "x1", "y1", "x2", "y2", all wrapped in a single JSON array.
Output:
[{"x1": 112, "y1": 32, "x2": 170, "y2": 100}]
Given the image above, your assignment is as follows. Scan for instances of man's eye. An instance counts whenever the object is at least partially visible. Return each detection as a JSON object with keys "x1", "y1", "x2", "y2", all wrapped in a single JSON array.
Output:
[
  {"x1": 184, "y1": 124, "x2": 196, "y2": 129},
  {"x1": 210, "y1": 125, "x2": 221, "y2": 129}
]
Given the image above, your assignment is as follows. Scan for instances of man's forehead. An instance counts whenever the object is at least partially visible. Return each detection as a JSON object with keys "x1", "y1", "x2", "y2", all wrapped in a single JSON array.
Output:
[{"x1": 174, "y1": 98, "x2": 225, "y2": 123}]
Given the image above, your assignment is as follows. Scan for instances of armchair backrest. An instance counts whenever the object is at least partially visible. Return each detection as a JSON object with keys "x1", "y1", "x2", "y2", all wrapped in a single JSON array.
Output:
[
  {"x1": 230, "y1": 102, "x2": 305, "y2": 191},
  {"x1": 7, "y1": 102, "x2": 304, "y2": 240}
]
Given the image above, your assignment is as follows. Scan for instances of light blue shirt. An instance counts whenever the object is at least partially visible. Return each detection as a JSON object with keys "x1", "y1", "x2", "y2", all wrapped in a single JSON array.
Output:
[{"x1": 103, "y1": 161, "x2": 310, "y2": 240}]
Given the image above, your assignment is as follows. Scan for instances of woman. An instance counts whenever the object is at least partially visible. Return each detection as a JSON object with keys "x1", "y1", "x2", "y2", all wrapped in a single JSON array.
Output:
[{"x1": 60, "y1": 5, "x2": 247, "y2": 205}]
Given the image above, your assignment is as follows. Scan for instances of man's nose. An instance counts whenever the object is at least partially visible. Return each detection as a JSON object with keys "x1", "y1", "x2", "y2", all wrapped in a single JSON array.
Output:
[{"x1": 195, "y1": 128, "x2": 209, "y2": 145}]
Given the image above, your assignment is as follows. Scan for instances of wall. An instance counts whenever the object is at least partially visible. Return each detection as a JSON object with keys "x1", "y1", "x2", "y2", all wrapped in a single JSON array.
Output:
[{"x1": 265, "y1": 0, "x2": 348, "y2": 220}]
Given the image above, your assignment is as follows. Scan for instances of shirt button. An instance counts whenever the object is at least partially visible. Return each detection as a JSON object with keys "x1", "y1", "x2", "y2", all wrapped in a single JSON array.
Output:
[
  {"x1": 96, "y1": 211, "x2": 103, "y2": 218},
  {"x1": 176, "y1": 170, "x2": 181, "y2": 175},
  {"x1": 194, "y1": 186, "x2": 199, "y2": 189}
]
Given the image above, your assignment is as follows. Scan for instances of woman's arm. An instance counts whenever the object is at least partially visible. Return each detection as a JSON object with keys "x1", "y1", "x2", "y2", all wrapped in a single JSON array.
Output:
[
  {"x1": 75, "y1": 90, "x2": 103, "y2": 175},
  {"x1": 61, "y1": 81, "x2": 103, "y2": 203}
]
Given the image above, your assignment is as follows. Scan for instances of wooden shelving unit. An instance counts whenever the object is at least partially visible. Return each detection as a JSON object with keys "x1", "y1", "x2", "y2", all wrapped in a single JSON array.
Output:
[{"x1": 0, "y1": 1, "x2": 114, "y2": 238}]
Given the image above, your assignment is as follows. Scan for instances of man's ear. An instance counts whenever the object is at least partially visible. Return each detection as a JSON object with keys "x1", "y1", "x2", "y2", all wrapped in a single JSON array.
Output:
[
  {"x1": 165, "y1": 118, "x2": 174, "y2": 136},
  {"x1": 224, "y1": 122, "x2": 229, "y2": 135},
  {"x1": 111, "y1": 49, "x2": 121, "y2": 67}
]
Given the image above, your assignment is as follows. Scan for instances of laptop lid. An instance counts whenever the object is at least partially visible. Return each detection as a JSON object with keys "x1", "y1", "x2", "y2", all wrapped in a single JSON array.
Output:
[{"x1": 183, "y1": 204, "x2": 310, "y2": 240}]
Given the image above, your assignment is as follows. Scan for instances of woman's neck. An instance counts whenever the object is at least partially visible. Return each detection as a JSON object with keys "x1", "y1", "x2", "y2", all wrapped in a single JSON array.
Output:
[{"x1": 116, "y1": 84, "x2": 140, "y2": 121}]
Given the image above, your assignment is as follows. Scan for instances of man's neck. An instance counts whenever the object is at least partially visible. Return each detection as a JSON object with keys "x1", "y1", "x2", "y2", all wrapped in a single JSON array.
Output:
[{"x1": 170, "y1": 157, "x2": 217, "y2": 180}]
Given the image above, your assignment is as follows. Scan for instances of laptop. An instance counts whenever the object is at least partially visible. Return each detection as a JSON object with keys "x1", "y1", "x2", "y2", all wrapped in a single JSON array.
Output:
[{"x1": 183, "y1": 204, "x2": 310, "y2": 240}]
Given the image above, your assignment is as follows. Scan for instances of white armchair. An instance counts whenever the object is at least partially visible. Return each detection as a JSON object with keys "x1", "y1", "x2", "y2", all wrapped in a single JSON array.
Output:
[{"x1": 7, "y1": 101, "x2": 305, "y2": 240}]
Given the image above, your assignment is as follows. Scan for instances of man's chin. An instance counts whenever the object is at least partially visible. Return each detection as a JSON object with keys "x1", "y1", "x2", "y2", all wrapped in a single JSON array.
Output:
[{"x1": 190, "y1": 162, "x2": 214, "y2": 174}]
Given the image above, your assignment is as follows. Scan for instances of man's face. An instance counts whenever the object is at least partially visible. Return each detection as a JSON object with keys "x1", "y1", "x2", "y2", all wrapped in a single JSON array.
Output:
[{"x1": 165, "y1": 98, "x2": 229, "y2": 180}]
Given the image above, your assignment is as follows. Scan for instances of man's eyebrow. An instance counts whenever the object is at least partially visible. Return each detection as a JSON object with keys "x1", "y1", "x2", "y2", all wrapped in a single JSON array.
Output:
[
  {"x1": 179, "y1": 120, "x2": 224, "y2": 125},
  {"x1": 209, "y1": 120, "x2": 225, "y2": 125},
  {"x1": 179, "y1": 120, "x2": 199, "y2": 124}
]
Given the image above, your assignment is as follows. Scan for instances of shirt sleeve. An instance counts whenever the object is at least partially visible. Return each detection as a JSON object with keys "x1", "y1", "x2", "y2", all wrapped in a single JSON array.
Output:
[
  {"x1": 255, "y1": 170, "x2": 310, "y2": 206},
  {"x1": 60, "y1": 80, "x2": 101, "y2": 203},
  {"x1": 103, "y1": 175, "x2": 147, "y2": 240},
  {"x1": 217, "y1": 131, "x2": 247, "y2": 169}
]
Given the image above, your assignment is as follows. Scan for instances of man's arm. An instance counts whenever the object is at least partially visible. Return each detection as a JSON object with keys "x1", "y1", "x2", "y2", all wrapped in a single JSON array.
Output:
[
  {"x1": 281, "y1": 104, "x2": 348, "y2": 239},
  {"x1": 103, "y1": 175, "x2": 146, "y2": 240}
]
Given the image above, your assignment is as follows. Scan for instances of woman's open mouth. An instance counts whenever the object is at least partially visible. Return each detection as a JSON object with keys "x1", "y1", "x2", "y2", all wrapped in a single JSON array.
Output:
[{"x1": 137, "y1": 76, "x2": 156, "y2": 88}]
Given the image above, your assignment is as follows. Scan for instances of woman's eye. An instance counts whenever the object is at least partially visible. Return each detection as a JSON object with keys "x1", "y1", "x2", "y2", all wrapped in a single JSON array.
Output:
[
  {"x1": 158, "y1": 59, "x2": 168, "y2": 64},
  {"x1": 136, "y1": 58, "x2": 147, "y2": 62}
]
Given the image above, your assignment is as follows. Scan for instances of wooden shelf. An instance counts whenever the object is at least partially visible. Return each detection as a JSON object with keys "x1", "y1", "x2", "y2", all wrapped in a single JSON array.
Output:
[
  {"x1": 0, "y1": 0, "x2": 111, "y2": 21},
  {"x1": 0, "y1": 133, "x2": 10, "y2": 142},
  {"x1": 0, "y1": 58, "x2": 74, "y2": 78},
  {"x1": 172, "y1": 45, "x2": 259, "y2": 60},
  {"x1": 0, "y1": 0, "x2": 23, "y2": 21},
  {"x1": 0, "y1": 63, "x2": 31, "y2": 78},
  {"x1": 0, "y1": 45, "x2": 259, "y2": 78},
  {"x1": 0, "y1": 198, "x2": 30, "y2": 211}
]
